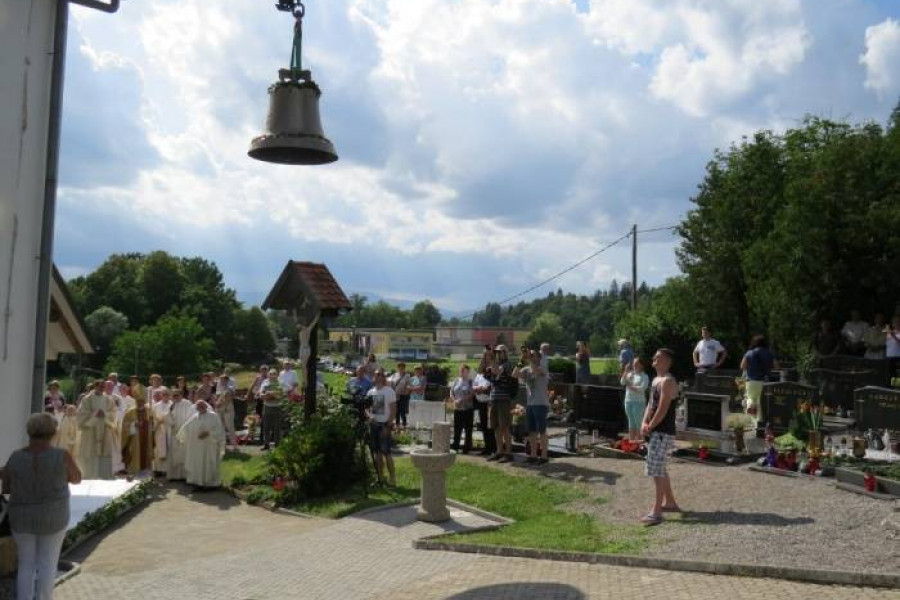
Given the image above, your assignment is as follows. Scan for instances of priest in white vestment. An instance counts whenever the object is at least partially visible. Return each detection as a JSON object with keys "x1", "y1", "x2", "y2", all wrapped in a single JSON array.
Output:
[
  {"x1": 177, "y1": 400, "x2": 225, "y2": 488},
  {"x1": 150, "y1": 388, "x2": 171, "y2": 475},
  {"x1": 76, "y1": 380, "x2": 118, "y2": 479},
  {"x1": 167, "y1": 389, "x2": 196, "y2": 481}
]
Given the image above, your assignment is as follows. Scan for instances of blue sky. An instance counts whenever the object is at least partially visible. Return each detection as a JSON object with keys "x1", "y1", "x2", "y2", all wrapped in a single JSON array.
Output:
[{"x1": 55, "y1": 0, "x2": 900, "y2": 313}]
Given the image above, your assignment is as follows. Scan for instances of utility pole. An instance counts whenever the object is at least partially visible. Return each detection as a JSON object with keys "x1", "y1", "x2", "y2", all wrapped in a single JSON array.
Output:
[{"x1": 631, "y1": 224, "x2": 637, "y2": 310}]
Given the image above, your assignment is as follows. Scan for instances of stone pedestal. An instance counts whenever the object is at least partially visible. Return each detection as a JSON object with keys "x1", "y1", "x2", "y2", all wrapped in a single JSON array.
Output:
[{"x1": 409, "y1": 421, "x2": 455, "y2": 523}]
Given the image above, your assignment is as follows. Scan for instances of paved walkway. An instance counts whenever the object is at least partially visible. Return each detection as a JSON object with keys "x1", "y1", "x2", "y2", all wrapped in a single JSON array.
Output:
[{"x1": 55, "y1": 484, "x2": 900, "y2": 600}]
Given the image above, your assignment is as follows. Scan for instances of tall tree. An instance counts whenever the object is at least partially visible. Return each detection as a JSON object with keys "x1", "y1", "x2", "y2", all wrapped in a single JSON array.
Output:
[
  {"x1": 83, "y1": 306, "x2": 129, "y2": 365},
  {"x1": 409, "y1": 300, "x2": 442, "y2": 328}
]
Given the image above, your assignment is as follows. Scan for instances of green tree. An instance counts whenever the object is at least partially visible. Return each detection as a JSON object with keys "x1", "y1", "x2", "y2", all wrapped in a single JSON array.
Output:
[
  {"x1": 234, "y1": 307, "x2": 276, "y2": 365},
  {"x1": 409, "y1": 300, "x2": 442, "y2": 328},
  {"x1": 106, "y1": 315, "x2": 214, "y2": 378},
  {"x1": 141, "y1": 251, "x2": 185, "y2": 323},
  {"x1": 527, "y1": 312, "x2": 566, "y2": 349},
  {"x1": 83, "y1": 306, "x2": 129, "y2": 364},
  {"x1": 68, "y1": 253, "x2": 148, "y2": 328}
]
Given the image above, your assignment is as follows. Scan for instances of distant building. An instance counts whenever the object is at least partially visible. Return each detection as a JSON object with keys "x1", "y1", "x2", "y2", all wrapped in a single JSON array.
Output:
[
  {"x1": 434, "y1": 326, "x2": 531, "y2": 358},
  {"x1": 327, "y1": 328, "x2": 434, "y2": 361}
]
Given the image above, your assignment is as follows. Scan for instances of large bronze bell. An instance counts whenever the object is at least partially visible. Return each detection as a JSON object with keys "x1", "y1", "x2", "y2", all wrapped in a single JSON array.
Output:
[{"x1": 248, "y1": 76, "x2": 338, "y2": 165}]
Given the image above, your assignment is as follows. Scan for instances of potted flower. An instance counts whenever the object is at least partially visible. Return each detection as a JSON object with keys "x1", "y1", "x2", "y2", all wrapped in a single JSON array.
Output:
[{"x1": 726, "y1": 413, "x2": 755, "y2": 454}]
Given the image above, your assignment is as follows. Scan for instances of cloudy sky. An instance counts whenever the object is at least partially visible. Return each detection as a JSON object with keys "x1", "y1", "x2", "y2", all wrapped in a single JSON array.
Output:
[{"x1": 56, "y1": 0, "x2": 900, "y2": 313}]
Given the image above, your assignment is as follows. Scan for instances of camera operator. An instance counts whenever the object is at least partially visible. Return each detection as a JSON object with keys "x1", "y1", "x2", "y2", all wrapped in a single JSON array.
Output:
[
  {"x1": 366, "y1": 370, "x2": 397, "y2": 487},
  {"x1": 346, "y1": 366, "x2": 372, "y2": 400}
]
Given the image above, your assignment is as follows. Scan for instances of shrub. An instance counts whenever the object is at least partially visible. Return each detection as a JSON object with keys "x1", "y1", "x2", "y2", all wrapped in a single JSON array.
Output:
[
  {"x1": 266, "y1": 403, "x2": 368, "y2": 501},
  {"x1": 423, "y1": 363, "x2": 450, "y2": 386},
  {"x1": 548, "y1": 358, "x2": 576, "y2": 383}
]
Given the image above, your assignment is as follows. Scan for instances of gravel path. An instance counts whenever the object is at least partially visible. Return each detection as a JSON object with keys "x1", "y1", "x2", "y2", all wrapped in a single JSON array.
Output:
[{"x1": 471, "y1": 453, "x2": 900, "y2": 575}]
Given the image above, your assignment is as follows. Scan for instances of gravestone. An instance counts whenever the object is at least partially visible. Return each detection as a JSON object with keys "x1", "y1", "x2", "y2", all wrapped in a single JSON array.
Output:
[
  {"x1": 854, "y1": 386, "x2": 900, "y2": 431},
  {"x1": 809, "y1": 369, "x2": 875, "y2": 412},
  {"x1": 573, "y1": 385, "x2": 625, "y2": 435},
  {"x1": 695, "y1": 374, "x2": 742, "y2": 412},
  {"x1": 761, "y1": 381, "x2": 818, "y2": 433},
  {"x1": 817, "y1": 355, "x2": 891, "y2": 387},
  {"x1": 684, "y1": 392, "x2": 729, "y2": 433}
]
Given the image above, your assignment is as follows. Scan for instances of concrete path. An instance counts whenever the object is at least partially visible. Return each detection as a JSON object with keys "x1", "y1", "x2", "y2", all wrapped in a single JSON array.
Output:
[{"x1": 55, "y1": 484, "x2": 900, "y2": 600}]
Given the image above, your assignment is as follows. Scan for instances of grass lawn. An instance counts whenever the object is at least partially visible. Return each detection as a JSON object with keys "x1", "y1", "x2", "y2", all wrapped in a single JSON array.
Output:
[{"x1": 221, "y1": 451, "x2": 646, "y2": 555}]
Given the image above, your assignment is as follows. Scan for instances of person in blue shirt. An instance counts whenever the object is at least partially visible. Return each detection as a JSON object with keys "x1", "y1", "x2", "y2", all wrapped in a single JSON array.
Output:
[
  {"x1": 740, "y1": 335, "x2": 779, "y2": 420},
  {"x1": 618, "y1": 339, "x2": 635, "y2": 376},
  {"x1": 347, "y1": 366, "x2": 372, "y2": 399}
]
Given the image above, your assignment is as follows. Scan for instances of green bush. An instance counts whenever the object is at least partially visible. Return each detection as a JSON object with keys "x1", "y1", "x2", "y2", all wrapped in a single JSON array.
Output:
[
  {"x1": 266, "y1": 403, "x2": 368, "y2": 501},
  {"x1": 548, "y1": 358, "x2": 576, "y2": 383}
]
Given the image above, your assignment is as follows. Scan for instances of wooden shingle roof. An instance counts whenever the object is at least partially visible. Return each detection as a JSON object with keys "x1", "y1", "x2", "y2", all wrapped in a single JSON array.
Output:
[{"x1": 262, "y1": 261, "x2": 351, "y2": 317}]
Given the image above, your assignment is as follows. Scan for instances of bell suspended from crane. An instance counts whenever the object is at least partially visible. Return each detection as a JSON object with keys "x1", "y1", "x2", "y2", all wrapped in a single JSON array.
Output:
[{"x1": 248, "y1": 0, "x2": 338, "y2": 165}]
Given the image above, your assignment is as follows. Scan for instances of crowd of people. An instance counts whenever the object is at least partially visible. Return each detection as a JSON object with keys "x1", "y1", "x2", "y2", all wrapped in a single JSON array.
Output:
[{"x1": 814, "y1": 311, "x2": 900, "y2": 360}]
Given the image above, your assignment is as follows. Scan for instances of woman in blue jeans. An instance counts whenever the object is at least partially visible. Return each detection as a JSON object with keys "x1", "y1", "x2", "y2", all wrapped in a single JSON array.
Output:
[{"x1": 2, "y1": 413, "x2": 82, "y2": 600}]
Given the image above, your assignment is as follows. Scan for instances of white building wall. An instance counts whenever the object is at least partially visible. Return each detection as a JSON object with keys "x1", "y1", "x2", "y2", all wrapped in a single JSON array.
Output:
[{"x1": 0, "y1": 0, "x2": 58, "y2": 463}]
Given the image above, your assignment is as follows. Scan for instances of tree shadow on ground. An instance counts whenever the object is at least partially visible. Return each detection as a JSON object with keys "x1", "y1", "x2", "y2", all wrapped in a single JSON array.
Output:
[
  {"x1": 677, "y1": 510, "x2": 814, "y2": 527},
  {"x1": 169, "y1": 482, "x2": 241, "y2": 511},
  {"x1": 444, "y1": 583, "x2": 585, "y2": 599},
  {"x1": 525, "y1": 461, "x2": 622, "y2": 486}
]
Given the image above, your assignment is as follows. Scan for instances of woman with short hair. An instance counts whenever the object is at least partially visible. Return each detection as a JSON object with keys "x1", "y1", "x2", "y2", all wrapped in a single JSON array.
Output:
[{"x1": 2, "y1": 413, "x2": 81, "y2": 600}]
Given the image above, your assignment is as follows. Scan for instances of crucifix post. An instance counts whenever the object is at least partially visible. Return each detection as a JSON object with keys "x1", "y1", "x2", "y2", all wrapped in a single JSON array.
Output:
[{"x1": 304, "y1": 323, "x2": 318, "y2": 417}]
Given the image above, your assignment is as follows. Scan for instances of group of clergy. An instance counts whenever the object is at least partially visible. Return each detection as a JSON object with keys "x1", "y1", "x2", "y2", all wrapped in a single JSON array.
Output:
[{"x1": 46, "y1": 373, "x2": 229, "y2": 488}]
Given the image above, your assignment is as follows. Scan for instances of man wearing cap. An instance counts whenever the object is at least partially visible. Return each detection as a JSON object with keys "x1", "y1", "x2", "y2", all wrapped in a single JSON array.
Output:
[
  {"x1": 487, "y1": 345, "x2": 515, "y2": 463},
  {"x1": 618, "y1": 339, "x2": 635, "y2": 376}
]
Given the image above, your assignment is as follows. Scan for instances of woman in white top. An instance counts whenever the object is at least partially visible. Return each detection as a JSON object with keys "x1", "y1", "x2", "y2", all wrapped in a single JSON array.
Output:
[{"x1": 620, "y1": 357, "x2": 649, "y2": 441}]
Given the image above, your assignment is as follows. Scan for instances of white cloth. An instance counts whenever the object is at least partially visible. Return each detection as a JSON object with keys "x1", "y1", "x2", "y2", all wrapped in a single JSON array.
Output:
[
  {"x1": 278, "y1": 369, "x2": 299, "y2": 393},
  {"x1": 366, "y1": 385, "x2": 397, "y2": 424},
  {"x1": 167, "y1": 400, "x2": 197, "y2": 480},
  {"x1": 12, "y1": 528, "x2": 66, "y2": 600},
  {"x1": 177, "y1": 411, "x2": 225, "y2": 487},
  {"x1": 841, "y1": 320, "x2": 868, "y2": 345},
  {"x1": 694, "y1": 338, "x2": 725, "y2": 366}
]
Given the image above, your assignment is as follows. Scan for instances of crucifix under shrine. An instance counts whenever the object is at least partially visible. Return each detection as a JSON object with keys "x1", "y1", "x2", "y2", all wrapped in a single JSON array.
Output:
[{"x1": 262, "y1": 261, "x2": 351, "y2": 415}]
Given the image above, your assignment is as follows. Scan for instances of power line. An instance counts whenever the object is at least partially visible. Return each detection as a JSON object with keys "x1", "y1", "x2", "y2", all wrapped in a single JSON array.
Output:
[
  {"x1": 456, "y1": 230, "x2": 633, "y2": 321},
  {"x1": 636, "y1": 224, "x2": 678, "y2": 234}
]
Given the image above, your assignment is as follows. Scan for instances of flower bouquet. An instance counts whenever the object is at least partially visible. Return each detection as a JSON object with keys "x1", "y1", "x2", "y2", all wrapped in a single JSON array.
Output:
[
  {"x1": 511, "y1": 404, "x2": 526, "y2": 425},
  {"x1": 240, "y1": 414, "x2": 261, "y2": 445}
]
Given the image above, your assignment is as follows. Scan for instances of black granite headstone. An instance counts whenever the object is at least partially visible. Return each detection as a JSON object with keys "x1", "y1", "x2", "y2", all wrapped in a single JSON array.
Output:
[
  {"x1": 573, "y1": 385, "x2": 625, "y2": 435},
  {"x1": 684, "y1": 392, "x2": 728, "y2": 432},
  {"x1": 854, "y1": 386, "x2": 900, "y2": 431},
  {"x1": 695, "y1": 374, "x2": 741, "y2": 412},
  {"x1": 808, "y1": 369, "x2": 876, "y2": 412},
  {"x1": 761, "y1": 382, "x2": 818, "y2": 432}
]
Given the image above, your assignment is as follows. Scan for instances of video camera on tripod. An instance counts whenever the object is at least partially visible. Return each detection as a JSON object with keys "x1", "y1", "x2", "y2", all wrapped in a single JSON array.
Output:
[{"x1": 341, "y1": 382, "x2": 372, "y2": 422}]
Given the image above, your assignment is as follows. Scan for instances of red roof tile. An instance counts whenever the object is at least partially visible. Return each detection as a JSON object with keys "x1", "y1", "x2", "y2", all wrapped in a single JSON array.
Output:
[{"x1": 262, "y1": 261, "x2": 351, "y2": 315}]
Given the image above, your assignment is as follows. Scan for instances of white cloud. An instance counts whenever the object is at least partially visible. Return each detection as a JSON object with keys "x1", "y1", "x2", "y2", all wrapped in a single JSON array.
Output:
[
  {"x1": 56, "y1": 0, "x2": 899, "y2": 310},
  {"x1": 861, "y1": 18, "x2": 900, "y2": 97}
]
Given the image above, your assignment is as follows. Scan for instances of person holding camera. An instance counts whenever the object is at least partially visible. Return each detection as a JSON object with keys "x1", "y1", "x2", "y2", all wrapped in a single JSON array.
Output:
[
  {"x1": 366, "y1": 370, "x2": 397, "y2": 486},
  {"x1": 487, "y1": 345, "x2": 515, "y2": 463}
]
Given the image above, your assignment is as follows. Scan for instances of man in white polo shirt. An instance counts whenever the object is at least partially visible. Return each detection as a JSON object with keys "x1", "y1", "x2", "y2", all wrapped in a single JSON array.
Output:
[{"x1": 693, "y1": 326, "x2": 727, "y2": 373}]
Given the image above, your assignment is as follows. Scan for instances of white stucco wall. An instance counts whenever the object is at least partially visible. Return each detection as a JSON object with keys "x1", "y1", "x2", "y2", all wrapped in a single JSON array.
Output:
[{"x1": 0, "y1": 0, "x2": 58, "y2": 464}]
